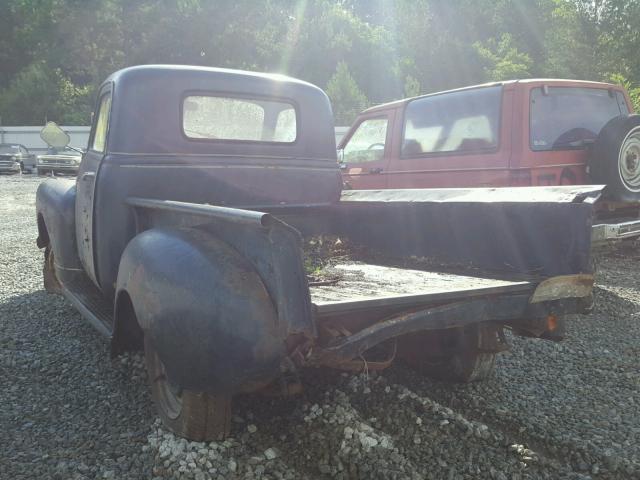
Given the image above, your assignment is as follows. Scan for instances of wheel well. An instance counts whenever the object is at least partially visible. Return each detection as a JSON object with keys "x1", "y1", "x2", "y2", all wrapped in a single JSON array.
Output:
[
  {"x1": 36, "y1": 213, "x2": 50, "y2": 248},
  {"x1": 111, "y1": 290, "x2": 145, "y2": 357}
]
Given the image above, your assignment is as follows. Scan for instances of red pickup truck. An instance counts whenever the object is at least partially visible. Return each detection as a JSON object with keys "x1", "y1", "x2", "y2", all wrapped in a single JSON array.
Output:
[{"x1": 338, "y1": 79, "x2": 640, "y2": 242}]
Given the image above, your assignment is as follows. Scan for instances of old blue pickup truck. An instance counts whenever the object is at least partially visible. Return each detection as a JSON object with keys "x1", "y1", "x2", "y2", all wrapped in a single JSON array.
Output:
[{"x1": 36, "y1": 65, "x2": 600, "y2": 441}]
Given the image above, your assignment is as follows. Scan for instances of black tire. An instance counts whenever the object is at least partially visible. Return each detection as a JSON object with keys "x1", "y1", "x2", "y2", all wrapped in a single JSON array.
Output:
[
  {"x1": 144, "y1": 336, "x2": 231, "y2": 441},
  {"x1": 398, "y1": 324, "x2": 499, "y2": 383},
  {"x1": 43, "y1": 247, "x2": 62, "y2": 294},
  {"x1": 589, "y1": 114, "x2": 640, "y2": 202}
]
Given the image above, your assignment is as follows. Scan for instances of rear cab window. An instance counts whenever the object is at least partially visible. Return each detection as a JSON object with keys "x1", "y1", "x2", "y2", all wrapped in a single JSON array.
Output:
[
  {"x1": 182, "y1": 95, "x2": 297, "y2": 143},
  {"x1": 342, "y1": 117, "x2": 388, "y2": 163},
  {"x1": 402, "y1": 86, "x2": 502, "y2": 156},
  {"x1": 530, "y1": 86, "x2": 628, "y2": 151}
]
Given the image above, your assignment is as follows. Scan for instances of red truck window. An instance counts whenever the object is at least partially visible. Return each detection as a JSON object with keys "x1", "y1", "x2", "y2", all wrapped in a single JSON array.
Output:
[
  {"x1": 343, "y1": 117, "x2": 388, "y2": 163},
  {"x1": 182, "y1": 95, "x2": 297, "y2": 143},
  {"x1": 530, "y1": 87, "x2": 628, "y2": 151},
  {"x1": 402, "y1": 86, "x2": 502, "y2": 156}
]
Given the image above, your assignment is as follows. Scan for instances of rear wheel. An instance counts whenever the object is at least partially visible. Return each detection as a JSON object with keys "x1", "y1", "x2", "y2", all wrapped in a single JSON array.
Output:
[
  {"x1": 398, "y1": 324, "x2": 501, "y2": 382},
  {"x1": 589, "y1": 114, "x2": 640, "y2": 201},
  {"x1": 144, "y1": 336, "x2": 231, "y2": 441},
  {"x1": 43, "y1": 247, "x2": 62, "y2": 294}
]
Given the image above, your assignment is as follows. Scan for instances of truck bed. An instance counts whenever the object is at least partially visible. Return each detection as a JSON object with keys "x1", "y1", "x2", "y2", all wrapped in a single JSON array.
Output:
[{"x1": 309, "y1": 262, "x2": 535, "y2": 317}]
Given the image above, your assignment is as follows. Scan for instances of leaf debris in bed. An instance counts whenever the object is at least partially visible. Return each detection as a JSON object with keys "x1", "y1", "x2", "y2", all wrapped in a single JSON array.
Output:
[{"x1": 302, "y1": 235, "x2": 497, "y2": 286}]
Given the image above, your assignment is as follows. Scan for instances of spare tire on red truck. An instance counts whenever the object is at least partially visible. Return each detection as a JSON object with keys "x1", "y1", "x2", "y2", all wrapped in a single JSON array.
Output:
[{"x1": 589, "y1": 114, "x2": 640, "y2": 202}]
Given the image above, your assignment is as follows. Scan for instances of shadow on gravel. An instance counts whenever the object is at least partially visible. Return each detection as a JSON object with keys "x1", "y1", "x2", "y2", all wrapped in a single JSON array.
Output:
[
  {"x1": 0, "y1": 291, "x2": 156, "y2": 480},
  {"x1": 592, "y1": 285, "x2": 640, "y2": 317},
  {"x1": 2, "y1": 282, "x2": 639, "y2": 479}
]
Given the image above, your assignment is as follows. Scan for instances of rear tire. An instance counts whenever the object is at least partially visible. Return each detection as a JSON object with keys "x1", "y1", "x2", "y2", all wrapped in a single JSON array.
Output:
[
  {"x1": 43, "y1": 247, "x2": 62, "y2": 294},
  {"x1": 398, "y1": 324, "x2": 500, "y2": 382},
  {"x1": 589, "y1": 114, "x2": 640, "y2": 202},
  {"x1": 144, "y1": 336, "x2": 231, "y2": 441}
]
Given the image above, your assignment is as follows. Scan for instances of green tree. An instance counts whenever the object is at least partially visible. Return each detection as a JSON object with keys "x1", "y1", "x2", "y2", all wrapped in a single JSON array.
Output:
[
  {"x1": 2, "y1": 0, "x2": 640, "y2": 125},
  {"x1": 325, "y1": 61, "x2": 368, "y2": 125},
  {"x1": 404, "y1": 75, "x2": 422, "y2": 98},
  {"x1": 0, "y1": 62, "x2": 92, "y2": 124},
  {"x1": 609, "y1": 73, "x2": 640, "y2": 112},
  {"x1": 475, "y1": 33, "x2": 532, "y2": 81}
]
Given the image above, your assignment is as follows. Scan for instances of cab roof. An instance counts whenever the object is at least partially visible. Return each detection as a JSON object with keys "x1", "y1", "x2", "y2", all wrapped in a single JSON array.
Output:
[
  {"x1": 362, "y1": 78, "x2": 621, "y2": 114},
  {"x1": 99, "y1": 65, "x2": 336, "y2": 158},
  {"x1": 104, "y1": 64, "x2": 319, "y2": 91}
]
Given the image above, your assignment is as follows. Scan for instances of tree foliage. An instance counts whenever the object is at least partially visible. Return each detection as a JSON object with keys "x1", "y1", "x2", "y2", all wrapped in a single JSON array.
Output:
[
  {"x1": 475, "y1": 34, "x2": 533, "y2": 81},
  {"x1": 1, "y1": 0, "x2": 639, "y2": 125},
  {"x1": 326, "y1": 61, "x2": 369, "y2": 124},
  {"x1": 609, "y1": 74, "x2": 640, "y2": 112}
]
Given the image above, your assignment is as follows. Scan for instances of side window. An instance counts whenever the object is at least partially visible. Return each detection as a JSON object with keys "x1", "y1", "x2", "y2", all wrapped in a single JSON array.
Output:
[
  {"x1": 91, "y1": 92, "x2": 112, "y2": 153},
  {"x1": 343, "y1": 117, "x2": 388, "y2": 163},
  {"x1": 402, "y1": 86, "x2": 502, "y2": 156}
]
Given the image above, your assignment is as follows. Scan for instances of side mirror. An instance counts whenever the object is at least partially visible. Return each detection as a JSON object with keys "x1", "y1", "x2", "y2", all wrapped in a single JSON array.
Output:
[
  {"x1": 40, "y1": 122, "x2": 70, "y2": 149},
  {"x1": 337, "y1": 149, "x2": 348, "y2": 169}
]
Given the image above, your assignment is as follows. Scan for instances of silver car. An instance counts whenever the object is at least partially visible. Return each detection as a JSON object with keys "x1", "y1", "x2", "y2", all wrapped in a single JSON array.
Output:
[
  {"x1": 36, "y1": 147, "x2": 82, "y2": 176},
  {"x1": 0, "y1": 144, "x2": 34, "y2": 174}
]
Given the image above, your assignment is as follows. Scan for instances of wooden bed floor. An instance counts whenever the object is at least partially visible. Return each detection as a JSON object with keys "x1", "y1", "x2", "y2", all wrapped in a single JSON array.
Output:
[{"x1": 309, "y1": 263, "x2": 534, "y2": 316}]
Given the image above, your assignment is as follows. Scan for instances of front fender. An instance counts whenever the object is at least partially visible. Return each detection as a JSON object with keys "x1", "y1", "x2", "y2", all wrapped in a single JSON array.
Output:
[
  {"x1": 116, "y1": 227, "x2": 283, "y2": 394},
  {"x1": 36, "y1": 179, "x2": 83, "y2": 271}
]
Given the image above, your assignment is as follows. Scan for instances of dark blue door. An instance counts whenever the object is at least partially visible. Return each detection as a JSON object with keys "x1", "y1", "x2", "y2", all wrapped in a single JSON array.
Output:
[{"x1": 75, "y1": 88, "x2": 111, "y2": 287}]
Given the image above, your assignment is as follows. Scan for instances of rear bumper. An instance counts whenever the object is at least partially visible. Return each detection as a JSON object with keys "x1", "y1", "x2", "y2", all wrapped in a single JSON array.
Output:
[
  {"x1": 37, "y1": 165, "x2": 79, "y2": 174},
  {"x1": 592, "y1": 219, "x2": 640, "y2": 243},
  {"x1": 306, "y1": 274, "x2": 593, "y2": 369}
]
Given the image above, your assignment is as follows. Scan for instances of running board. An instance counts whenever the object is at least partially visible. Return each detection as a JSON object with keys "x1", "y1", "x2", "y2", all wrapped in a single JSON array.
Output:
[{"x1": 60, "y1": 274, "x2": 113, "y2": 337}]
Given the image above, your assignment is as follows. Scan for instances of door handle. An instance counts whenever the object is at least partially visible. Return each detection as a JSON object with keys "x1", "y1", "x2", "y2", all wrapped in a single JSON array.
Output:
[
  {"x1": 81, "y1": 171, "x2": 96, "y2": 181},
  {"x1": 369, "y1": 167, "x2": 383, "y2": 174}
]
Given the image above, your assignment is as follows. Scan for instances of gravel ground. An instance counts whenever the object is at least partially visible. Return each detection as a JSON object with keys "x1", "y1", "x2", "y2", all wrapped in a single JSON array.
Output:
[{"x1": 1, "y1": 175, "x2": 639, "y2": 479}]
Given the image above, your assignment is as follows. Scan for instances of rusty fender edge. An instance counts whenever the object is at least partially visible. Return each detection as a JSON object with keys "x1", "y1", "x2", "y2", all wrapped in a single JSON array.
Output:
[
  {"x1": 307, "y1": 292, "x2": 581, "y2": 368},
  {"x1": 529, "y1": 274, "x2": 594, "y2": 303}
]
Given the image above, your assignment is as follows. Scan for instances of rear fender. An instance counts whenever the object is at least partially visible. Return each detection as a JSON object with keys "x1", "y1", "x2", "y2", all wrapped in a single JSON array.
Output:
[{"x1": 116, "y1": 227, "x2": 284, "y2": 395}]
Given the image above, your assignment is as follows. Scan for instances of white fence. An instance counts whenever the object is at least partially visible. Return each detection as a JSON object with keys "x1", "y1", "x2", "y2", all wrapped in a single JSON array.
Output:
[
  {"x1": 0, "y1": 126, "x2": 90, "y2": 154},
  {"x1": 334, "y1": 126, "x2": 350, "y2": 145},
  {"x1": 0, "y1": 126, "x2": 350, "y2": 153}
]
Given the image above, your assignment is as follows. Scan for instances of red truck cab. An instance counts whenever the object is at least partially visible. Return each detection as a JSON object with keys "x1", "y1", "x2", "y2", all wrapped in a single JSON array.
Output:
[{"x1": 338, "y1": 79, "x2": 640, "y2": 241}]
